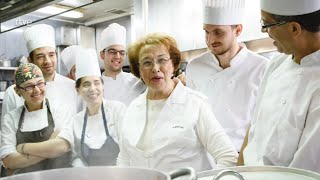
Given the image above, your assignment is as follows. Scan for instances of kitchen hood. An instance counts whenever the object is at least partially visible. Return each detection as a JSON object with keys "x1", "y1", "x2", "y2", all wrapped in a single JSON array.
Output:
[{"x1": 0, "y1": 0, "x2": 60, "y2": 23}]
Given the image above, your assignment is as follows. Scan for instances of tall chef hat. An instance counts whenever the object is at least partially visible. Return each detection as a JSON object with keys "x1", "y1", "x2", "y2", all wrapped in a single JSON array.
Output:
[
  {"x1": 61, "y1": 45, "x2": 82, "y2": 73},
  {"x1": 260, "y1": 0, "x2": 320, "y2": 16},
  {"x1": 23, "y1": 24, "x2": 56, "y2": 54},
  {"x1": 100, "y1": 23, "x2": 126, "y2": 51},
  {"x1": 75, "y1": 47, "x2": 101, "y2": 81},
  {"x1": 203, "y1": 0, "x2": 246, "y2": 25}
]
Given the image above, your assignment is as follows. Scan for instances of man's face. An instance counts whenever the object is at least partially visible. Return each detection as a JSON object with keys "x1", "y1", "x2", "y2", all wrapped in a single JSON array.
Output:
[
  {"x1": 204, "y1": 24, "x2": 240, "y2": 56},
  {"x1": 100, "y1": 45, "x2": 125, "y2": 73},
  {"x1": 260, "y1": 10, "x2": 292, "y2": 54},
  {"x1": 29, "y1": 46, "x2": 57, "y2": 78}
]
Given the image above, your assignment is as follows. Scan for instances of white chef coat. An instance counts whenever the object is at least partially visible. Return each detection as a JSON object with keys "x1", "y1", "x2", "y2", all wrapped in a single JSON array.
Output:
[
  {"x1": 72, "y1": 99, "x2": 126, "y2": 167},
  {"x1": 102, "y1": 71, "x2": 146, "y2": 106},
  {"x1": 117, "y1": 80, "x2": 238, "y2": 172},
  {"x1": 0, "y1": 99, "x2": 74, "y2": 159},
  {"x1": 1, "y1": 73, "x2": 79, "y2": 122},
  {"x1": 244, "y1": 51, "x2": 320, "y2": 173},
  {"x1": 186, "y1": 44, "x2": 269, "y2": 151}
]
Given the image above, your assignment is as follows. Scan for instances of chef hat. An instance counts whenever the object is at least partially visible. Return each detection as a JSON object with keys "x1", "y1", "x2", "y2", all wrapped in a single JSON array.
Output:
[
  {"x1": 203, "y1": 0, "x2": 245, "y2": 25},
  {"x1": 75, "y1": 47, "x2": 101, "y2": 81},
  {"x1": 23, "y1": 24, "x2": 56, "y2": 54},
  {"x1": 15, "y1": 63, "x2": 43, "y2": 86},
  {"x1": 100, "y1": 23, "x2": 126, "y2": 51},
  {"x1": 61, "y1": 45, "x2": 82, "y2": 73},
  {"x1": 260, "y1": 0, "x2": 320, "y2": 16}
]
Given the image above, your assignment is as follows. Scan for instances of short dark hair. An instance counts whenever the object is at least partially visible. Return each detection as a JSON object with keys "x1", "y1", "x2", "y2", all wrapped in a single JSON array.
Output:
[
  {"x1": 75, "y1": 77, "x2": 104, "y2": 88},
  {"x1": 128, "y1": 33, "x2": 182, "y2": 78},
  {"x1": 271, "y1": 9, "x2": 320, "y2": 32}
]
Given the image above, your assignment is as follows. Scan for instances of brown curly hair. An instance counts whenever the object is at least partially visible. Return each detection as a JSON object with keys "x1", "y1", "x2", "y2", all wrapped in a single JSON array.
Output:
[{"x1": 128, "y1": 33, "x2": 181, "y2": 78}]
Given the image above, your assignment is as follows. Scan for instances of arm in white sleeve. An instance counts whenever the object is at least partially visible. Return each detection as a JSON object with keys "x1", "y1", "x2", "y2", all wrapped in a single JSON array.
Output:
[
  {"x1": 1, "y1": 113, "x2": 45, "y2": 169},
  {"x1": 289, "y1": 100, "x2": 320, "y2": 173},
  {"x1": 116, "y1": 106, "x2": 130, "y2": 166},
  {"x1": 196, "y1": 101, "x2": 238, "y2": 168}
]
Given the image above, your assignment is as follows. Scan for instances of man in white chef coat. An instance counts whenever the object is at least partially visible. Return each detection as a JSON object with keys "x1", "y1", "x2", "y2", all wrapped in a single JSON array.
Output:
[
  {"x1": 239, "y1": 0, "x2": 320, "y2": 173},
  {"x1": 1, "y1": 24, "x2": 78, "y2": 122},
  {"x1": 100, "y1": 23, "x2": 146, "y2": 106},
  {"x1": 186, "y1": 0, "x2": 269, "y2": 152}
]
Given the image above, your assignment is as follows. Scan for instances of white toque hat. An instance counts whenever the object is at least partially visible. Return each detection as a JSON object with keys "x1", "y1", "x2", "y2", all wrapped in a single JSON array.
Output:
[
  {"x1": 75, "y1": 47, "x2": 101, "y2": 81},
  {"x1": 23, "y1": 24, "x2": 56, "y2": 54},
  {"x1": 260, "y1": 0, "x2": 320, "y2": 16},
  {"x1": 100, "y1": 23, "x2": 126, "y2": 51},
  {"x1": 203, "y1": 0, "x2": 245, "y2": 25},
  {"x1": 61, "y1": 45, "x2": 81, "y2": 73}
]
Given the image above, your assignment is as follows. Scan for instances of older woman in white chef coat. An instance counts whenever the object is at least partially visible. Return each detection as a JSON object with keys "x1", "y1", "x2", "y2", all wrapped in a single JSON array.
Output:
[
  {"x1": 72, "y1": 48, "x2": 126, "y2": 167},
  {"x1": 117, "y1": 33, "x2": 238, "y2": 172},
  {"x1": 0, "y1": 63, "x2": 73, "y2": 176}
]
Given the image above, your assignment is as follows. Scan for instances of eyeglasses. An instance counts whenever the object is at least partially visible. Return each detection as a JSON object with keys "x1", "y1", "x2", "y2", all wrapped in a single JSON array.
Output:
[
  {"x1": 139, "y1": 57, "x2": 171, "y2": 70},
  {"x1": 104, "y1": 48, "x2": 126, "y2": 56},
  {"x1": 260, "y1": 20, "x2": 287, "y2": 32},
  {"x1": 18, "y1": 81, "x2": 46, "y2": 91}
]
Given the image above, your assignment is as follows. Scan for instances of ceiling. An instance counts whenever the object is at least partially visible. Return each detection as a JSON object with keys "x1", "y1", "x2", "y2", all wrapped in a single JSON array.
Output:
[{"x1": 0, "y1": 0, "x2": 133, "y2": 25}]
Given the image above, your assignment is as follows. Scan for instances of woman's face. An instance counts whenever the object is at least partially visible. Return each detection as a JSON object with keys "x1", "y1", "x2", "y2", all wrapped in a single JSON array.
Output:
[
  {"x1": 16, "y1": 77, "x2": 46, "y2": 107},
  {"x1": 77, "y1": 76, "x2": 103, "y2": 105},
  {"x1": 138, "y1": 45, "x2": 175, "y2": 93}
]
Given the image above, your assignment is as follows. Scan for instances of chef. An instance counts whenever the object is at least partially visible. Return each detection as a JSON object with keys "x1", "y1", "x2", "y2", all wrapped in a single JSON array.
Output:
[
  {"x1": 239, "y1": 0, "x2": 320, "y2": 173},
  {"x1": 72, "y1": 47, "x2": 126, "y2": 166},
  {"x1": 60, "y1": 45, "x2": 80, "y2": 80},
  {"x1": 100, "y1": 23, "x2": 146, "y2": 106},
  {"x1": 186, "y1": 0, "x2": 269, "y2": 152},
  {"x1": 0, "y1": 63, "x2": 73, "y2": 176}
]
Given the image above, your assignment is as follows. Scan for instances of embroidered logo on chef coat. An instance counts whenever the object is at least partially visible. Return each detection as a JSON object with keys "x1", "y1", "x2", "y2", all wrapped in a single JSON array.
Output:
[{"x1": 172, "y1": 125, "x2": 184, "y2": 129}]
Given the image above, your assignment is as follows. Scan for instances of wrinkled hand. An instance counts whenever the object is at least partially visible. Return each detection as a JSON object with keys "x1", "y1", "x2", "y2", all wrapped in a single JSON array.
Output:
[
  {"x1": 50, "y1": 129, "x2": 60, "y2": 139},
  {"x1": 177, "y1": 74, "x2": 186, "y2": 86}
]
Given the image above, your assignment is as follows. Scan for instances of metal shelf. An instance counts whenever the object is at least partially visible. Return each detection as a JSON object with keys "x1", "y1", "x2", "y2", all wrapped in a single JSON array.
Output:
[{"x1": 0, "y1": 67, "x2": 17, "y2": 70}]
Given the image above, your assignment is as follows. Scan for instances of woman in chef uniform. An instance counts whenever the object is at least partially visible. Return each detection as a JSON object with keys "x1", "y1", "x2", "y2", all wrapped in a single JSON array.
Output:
[
  {"x1": 72, "y1": 47, "x2": 126, "y2": 167},
  {"x1": 0, "y1": 63, "x2": 73, "y2": 176},
  {"x1": 117, "y1": 33, "x2": 238, "y2": 172}
]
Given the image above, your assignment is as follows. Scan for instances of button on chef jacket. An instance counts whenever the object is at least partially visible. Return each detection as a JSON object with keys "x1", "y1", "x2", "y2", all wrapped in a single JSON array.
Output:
[
  {"x1": 186, "y1": 44, "x2": 269, "y2": 151},
  {"x1": 244, "y1": 51, "x2": 320, "y2": 173}
]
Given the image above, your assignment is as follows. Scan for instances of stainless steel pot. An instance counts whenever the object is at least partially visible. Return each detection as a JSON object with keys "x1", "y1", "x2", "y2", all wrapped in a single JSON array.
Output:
[
  {"x1": 1, "y1": 166, "x2": 197, "y2": 180},
  {"x1": 197, "y1": 166, "x2": 320, "y2": 180}
]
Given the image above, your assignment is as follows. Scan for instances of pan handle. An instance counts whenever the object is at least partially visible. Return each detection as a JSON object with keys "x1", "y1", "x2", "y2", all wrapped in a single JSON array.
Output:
[
  {"x1": 213, "y1": 170, "x2": 245, "y2": 180},
  {"x1": 169, "y1": 167, "x2": 197, "y2": 180}
]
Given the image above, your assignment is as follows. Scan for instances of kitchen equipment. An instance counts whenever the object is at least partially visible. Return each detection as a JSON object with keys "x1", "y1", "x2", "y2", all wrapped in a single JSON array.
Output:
[
  {"x1": 0, "y1": 166, "x2": 197, "y2": 180},
  {"x1": 197, "y1": 166, "x2": 320, "y2": 180},
  {"x1": 0, "y1": 81, "x2": 7, "y2": 92}
]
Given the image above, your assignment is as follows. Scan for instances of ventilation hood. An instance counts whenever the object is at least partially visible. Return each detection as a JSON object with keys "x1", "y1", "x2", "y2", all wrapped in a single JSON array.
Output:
[{"x1": 0, "y1": 0, "x2": 60, "y2": 23}]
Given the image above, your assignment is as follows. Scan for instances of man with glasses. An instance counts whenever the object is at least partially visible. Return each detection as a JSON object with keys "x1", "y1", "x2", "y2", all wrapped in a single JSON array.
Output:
[
  {"x1": 239, "y1": 0, "x2": 320, "y2": 173},
  {"x1": 186, "y1": 0, "x2": 269, "y2": 153},
  {"x1": 100, "y1": 23, "x2": 145, "y2": 106}
]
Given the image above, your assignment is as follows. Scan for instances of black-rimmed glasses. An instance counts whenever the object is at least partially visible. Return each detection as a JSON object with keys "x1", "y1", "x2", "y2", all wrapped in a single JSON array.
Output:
[
  {"x1": 18, "y1": 81, "x2": 46, "y2": 91},
  {"x1": 260, "y1": 20, "x2": 287, "y2": 32},
  {"x1": 103, "y1": 48, "x2": 126, "y2": 56}
]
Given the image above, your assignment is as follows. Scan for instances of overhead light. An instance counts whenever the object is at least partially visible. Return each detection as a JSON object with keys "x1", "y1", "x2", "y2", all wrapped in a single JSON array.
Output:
[{"x1": 36, "y1": 5, "x2": 83, "y2": 19}]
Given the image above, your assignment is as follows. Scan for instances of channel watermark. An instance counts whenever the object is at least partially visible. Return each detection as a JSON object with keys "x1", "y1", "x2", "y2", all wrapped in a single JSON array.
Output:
[{"x1": 15, "y1": 18, "x2": 32, "y2": 26}]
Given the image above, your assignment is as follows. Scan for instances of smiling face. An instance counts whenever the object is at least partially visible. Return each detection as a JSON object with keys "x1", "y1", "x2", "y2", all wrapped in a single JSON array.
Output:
[
  {"x1": 100, "y1": 45, "x2": 125, "y2": 74},
  {"x1": 77, "y1": 76, "x2": 104, "y2": 105},
  {"x1": 15, "y1": 77, "x2": 46, "y2": 110},
  {"x1": 204, "y1": 24, "x2": 241, "y2": 56},
  {"x1": 138, "y1": 44, "x2": 175, "y2": 94},
  {"x1": 29, "y1": 46, "x2": 57, "y2": 79}
]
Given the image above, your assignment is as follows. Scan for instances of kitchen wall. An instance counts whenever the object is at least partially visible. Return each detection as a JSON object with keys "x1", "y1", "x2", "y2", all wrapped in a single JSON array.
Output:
[{"x1": 132, "y1": 0, "x2": 268, "y2": 52}]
